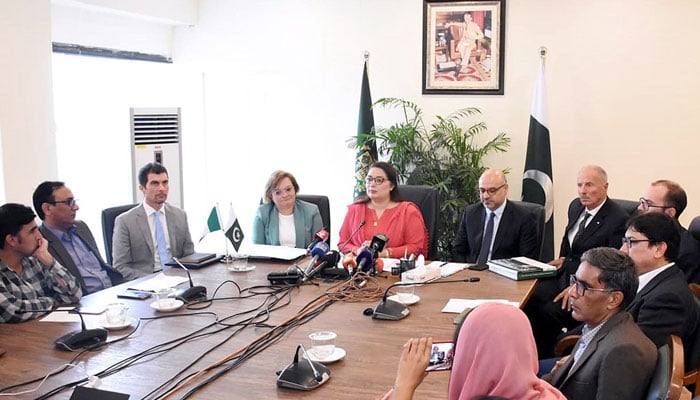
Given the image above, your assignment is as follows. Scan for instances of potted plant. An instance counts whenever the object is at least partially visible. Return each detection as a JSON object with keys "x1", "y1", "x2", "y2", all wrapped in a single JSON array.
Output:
[{"x1": 356, "y1": 97, "x2": 510, "y2": 260}]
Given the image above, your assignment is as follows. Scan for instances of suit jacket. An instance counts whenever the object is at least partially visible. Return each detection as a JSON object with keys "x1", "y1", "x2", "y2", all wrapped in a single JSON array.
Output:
[
  {"x1": 112, "y1": 203, "x2": 195, "y2": 281},
  {"x1": 452, "y1": 200, "x2": 539, "y2": 263},
  {"x1": 543, "y1": 312, "x2": 657, "y2": 400},
  {"x1": 677, "y1": 224, "x2": 700, "y2": 284},
  {"x1": 627, "y1": 265, "x2": 700, "y2": 369},
  {"x1": 252, "y1": 199, "x2": 323, "y2": 249},
  {"x1": 40, "y1": 220, "x2": 123, "y2": 294},
  {"x1": 559, "y1": 197, "x2": 629, "y2": 276}
]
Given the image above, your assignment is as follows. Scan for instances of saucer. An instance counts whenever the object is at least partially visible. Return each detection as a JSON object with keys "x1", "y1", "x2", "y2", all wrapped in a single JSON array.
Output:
[
  {"x1": 388, "y1": 294, "x2": 421, "y2": 306},
  {"x1": 304, "y1": 347, "x2": 346, "y2": 363},
  {"x1": 99, "y1": 316, "x2": 137, "y2": 330},
  {"x1": 227, "y1": 265, "x2": 256, "y2": 272},
  {"x1": 149, "y1": 299, "x2": 184, "y2": 312}
]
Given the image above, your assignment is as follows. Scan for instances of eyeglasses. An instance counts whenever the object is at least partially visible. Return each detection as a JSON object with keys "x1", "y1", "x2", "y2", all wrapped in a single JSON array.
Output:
[
  {"x1": 365, "y1": 176, "x2": 387, "y2": 185},
  {"x1": 272, "y1": 186, "x2": 295, "y2": 197},
  {"x1": 478, "y1": 183, "x2": 506, "y2": 195},
  {"x1": 49, "y1": 198, "x2": 78, "y2": 208},
  {"x1": 569, "y1": 275, "x2": 617, "y2": 297},
  {"x1": 639, "y1": 197, "x2": 673, "y2": 212},
  {"x1": 621, "y1": 237, "x2": 651, "y2": 248}
]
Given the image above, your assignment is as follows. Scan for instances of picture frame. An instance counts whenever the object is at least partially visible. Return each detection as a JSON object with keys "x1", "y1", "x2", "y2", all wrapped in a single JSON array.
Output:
[{"x1": 422, "y1": 0, "x2": 506, "y2": 95}]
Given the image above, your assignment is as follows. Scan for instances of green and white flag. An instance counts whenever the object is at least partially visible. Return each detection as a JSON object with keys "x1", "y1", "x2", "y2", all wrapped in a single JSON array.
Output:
[{"x1": 200, "y1": 206, "x2": 221, "y2": 241}]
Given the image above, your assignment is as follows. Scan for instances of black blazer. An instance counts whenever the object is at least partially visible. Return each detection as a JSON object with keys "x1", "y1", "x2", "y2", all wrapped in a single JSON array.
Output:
[
  {"x1": 677, "y1": 224, "x2": 700, "y2": 284},
  {"x1": 40, "y1": 220, "x2": 124, "y2": 294},
  {"x1": 451, "y1": 200, "x2": 539, "y2": 263},
  {"x1": 559, "y1": 197, "x2": 629, "y2": 275},
  {"x1": 627, "y1": 265, "x2": 699, "y2": 369}
]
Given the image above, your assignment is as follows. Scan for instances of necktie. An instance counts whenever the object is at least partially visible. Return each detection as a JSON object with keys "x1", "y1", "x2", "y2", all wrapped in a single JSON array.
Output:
[
  {"x1": 573, "y1": 212, "x2": 591, "y2": 244},
  {"x1": 154, "y1": 210, "x2": 169, "y2": 269},
  {"x1": 477, "y1": 212, "x2": 496, "y2": 268}
]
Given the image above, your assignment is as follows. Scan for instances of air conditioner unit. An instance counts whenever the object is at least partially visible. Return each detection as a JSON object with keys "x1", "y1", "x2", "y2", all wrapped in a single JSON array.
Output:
[{"x1": 130, "y1": 107, "x2": 183, "y2": 208}]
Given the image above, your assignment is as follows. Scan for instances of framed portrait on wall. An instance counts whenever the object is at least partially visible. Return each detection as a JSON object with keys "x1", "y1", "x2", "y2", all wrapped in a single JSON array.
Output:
[{"x1": 422, "y1": 0, "x2": 506, "y2": 95}]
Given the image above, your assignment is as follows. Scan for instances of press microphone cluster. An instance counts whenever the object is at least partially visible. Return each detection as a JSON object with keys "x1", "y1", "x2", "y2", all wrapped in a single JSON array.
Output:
[
  {"x1": 306, "y1": 228, "x2": 330, "y2": 253},
  {"x1": 171, "y1": 258, "x2": 208, "y2": 303},
  {"x1": 372, "y1": 277, "x2": 481, "y2": 320},
  {"x1": 33, "y1": 308, "x2": 108, "y2": 351}
]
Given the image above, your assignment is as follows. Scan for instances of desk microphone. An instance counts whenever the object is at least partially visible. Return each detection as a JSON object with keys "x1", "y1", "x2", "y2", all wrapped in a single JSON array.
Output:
[
  {"x1": 33, "y1": 308, "x2": 108, "y2": 351},
  {"x1": 171, "y1": 258, "x2": 208, "y2": 303},
  {"x1": 338, "y1": 220, "x2": 366, "y2": 253},
  {"x1": 306, "y1": 228, "x2": 330, "y2": 252},
  {"x1": 372, "y1": 277, "x2": 481, "y2": 321}
]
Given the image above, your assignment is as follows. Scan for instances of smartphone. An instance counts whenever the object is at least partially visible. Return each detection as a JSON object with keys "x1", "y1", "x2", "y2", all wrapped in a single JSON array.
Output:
[
  {"x1": 467, "y1": 263, "x2": 488, "y2": 271},
  {"x1": 426, "y1": 341, "x2": 454, "y2": 371},
  {"x1": 117, "y1": 291, "x2": 152, "y2": 300}
]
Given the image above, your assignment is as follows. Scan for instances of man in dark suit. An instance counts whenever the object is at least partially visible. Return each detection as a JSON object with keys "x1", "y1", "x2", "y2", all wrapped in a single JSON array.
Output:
[
  {"x1": 621, "y1": 212, "x2": 699, "y2": 370},
  {"x1": 451, "y1": 168, "x2": 539, "y2": 265},
  {"x1": 637, "y1": 179, "x2": 700, "y2": 284},
  {"x1": 542, "y1": 248, "x2": 656, "y2": 400},
  {"x1": 525, "y1": 165, "x2": 629, "y2": 357},
  {"x1": 32, "y1": 181, "x2": 123, "y2": 294},
  {"x1": 113, "y1": 163, "x2": 194, "y2": 281}
]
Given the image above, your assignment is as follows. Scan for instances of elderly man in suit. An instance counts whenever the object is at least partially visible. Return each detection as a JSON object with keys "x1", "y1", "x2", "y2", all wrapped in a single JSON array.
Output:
[
  {"x1": 33, "y1": 181, "x2": 123, "y2": 294},
  {"x1": 113, "y1": 162, "x2": 194, "y2": 281},
  {"x1": 452, "y1": 168, "x2": 539, "y2": 266},
  {"x1": 637, "y1": 179, "x2": 700, "y2": 284},
  {"x1": 542, "y1": 247, "x2": 656, "y2": 400},
  {"x1": 525, "y1": 165, "x2": 630, "y2": 357}
]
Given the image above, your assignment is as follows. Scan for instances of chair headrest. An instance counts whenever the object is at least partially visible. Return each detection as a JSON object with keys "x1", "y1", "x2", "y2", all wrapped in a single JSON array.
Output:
[{"x1": 689, "y1": 216, "x2": 700, "y2": 241}]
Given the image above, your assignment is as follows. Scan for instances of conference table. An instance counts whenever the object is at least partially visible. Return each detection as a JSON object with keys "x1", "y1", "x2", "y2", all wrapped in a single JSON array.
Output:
[{"x1": 0, "y1": 258, "x2": 536, "y2": 399}]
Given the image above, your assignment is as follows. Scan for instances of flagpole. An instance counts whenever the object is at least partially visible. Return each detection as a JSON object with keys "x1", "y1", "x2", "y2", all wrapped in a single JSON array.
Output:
[{"x1": 220, "y1": 202, "x2": 233, "y2": 264}]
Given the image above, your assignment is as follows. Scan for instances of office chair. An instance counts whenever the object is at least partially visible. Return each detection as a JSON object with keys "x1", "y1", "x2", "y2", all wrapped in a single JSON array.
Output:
[
  {"x1": 684, "y1": 284, "x2": 700, "y2": 396},
  {"x1": 397, "y1": 185, "x2": 439, "y2": 260},
  {"x1": 296, "y1": 194, "x2": 331, "y2": 243},
  {"x1": 611, "y1": 198, "x2": 640, "y2": 217},
  {"x1": 101, "y1": 204, "x2": 137, "y2": 265},
  {"x1": 690, "y1": 217, "x2": 700, "y2": 241},
  {"x1": 512, "y1": 200, "x2": 546, "y2": 261}
]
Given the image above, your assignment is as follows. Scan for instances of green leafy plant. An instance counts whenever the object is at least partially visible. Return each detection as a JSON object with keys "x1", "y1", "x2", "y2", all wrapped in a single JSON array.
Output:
[{"x1": 356, "y1": 97, "x2": 510, "y2": 260}]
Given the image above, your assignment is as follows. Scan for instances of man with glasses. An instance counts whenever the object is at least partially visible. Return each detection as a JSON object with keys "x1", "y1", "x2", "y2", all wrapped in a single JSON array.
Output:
[
  {"x1": 451, "y1": 168, "x2": 539, "y2": 266},
  {"x1": 33, "y1": 181, "x2": 123, "y2": 294},
  {"x1": 542, "y1": 247, "x2": 656, "y2": 400},
  {"x1": 621, "y1": 212, "x2": 699, "y2": 369},
  {"x1": 113, "y1": 162, "x2": 194, "y2": 281},
  {"x1": 638, "y1": 179, "x2": 700, "y2": 284},
  {"x1": 525, "y1": 165, "x2": 629, "y2": 357},
  {"x1": 0, "y1": 203, "x2": 82, "y2": 323}
]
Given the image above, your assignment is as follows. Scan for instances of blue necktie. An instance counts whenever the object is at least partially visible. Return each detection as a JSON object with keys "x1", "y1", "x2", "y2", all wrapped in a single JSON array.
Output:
[
  {"x1": 154, "y1": 210, "x2": 169, "y2": 269},
  {"x1": 477, "y1": 212, "x2": 496, "y2": 268}
]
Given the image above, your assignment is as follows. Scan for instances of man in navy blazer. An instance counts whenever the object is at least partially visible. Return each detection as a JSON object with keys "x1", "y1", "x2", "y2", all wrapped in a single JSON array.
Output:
[
  {"x1": 622, "y1": 212, "x2": 699, "y2": 370},
  {"x1": 113, "y1": 163, "x2": 194, "y2": 281},
  {"x1": 32, "y1": 181, "x2": 123, "y2": 294},
  {"x1": 451, "y1": 169, "x2": 539, "y2": 263},
  {"x1": 525, "y1": 165, "x2": 630, "y2": 357}
]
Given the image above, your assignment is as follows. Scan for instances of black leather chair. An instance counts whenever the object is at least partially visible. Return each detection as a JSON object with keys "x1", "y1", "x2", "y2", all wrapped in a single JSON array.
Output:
[
  {"x1": 646, "y1": 342, "x2": 672, "y2": 400},
  {"x1": 689, "y1": 216, "x2": 700, "y2": 241},
  {"x1": 297, "y1": 194, "x2": 331, "y2": 243},
  {"x1": 101, "y1": 204, "x2": 137, "y2": 265},
  {"x1": 612, "y1": 198, "x2": 640, "y2": 217},
  {"x1": 398, "y1": 185, "x2": 439, "y2": 260},
  {"x1": 511, "y1": 200, "x2": 546, "y2": 261}
]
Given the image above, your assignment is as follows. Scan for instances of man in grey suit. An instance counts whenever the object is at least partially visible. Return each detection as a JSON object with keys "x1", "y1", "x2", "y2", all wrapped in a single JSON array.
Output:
[
  {"x1": 33, "y1": 181, "x2": 122, "y2": 294},
  {"x1": 542, "y1": 247, "x2": 656, "y2": 400},
  {"x1": 113, "y1": 163, "x2": 194, "y2": 281}
]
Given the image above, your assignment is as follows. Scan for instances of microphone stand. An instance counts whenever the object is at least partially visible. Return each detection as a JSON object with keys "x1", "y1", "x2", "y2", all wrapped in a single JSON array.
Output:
[
  {"x1": 372, "y1": 277, "x2": 481, "y2": 321},
  {"x1": 171, "y1": 258, "x2": 208, "y2": 303},
  {"x1": 338, "y1": 220, "x2": 366, "y2": 253}
]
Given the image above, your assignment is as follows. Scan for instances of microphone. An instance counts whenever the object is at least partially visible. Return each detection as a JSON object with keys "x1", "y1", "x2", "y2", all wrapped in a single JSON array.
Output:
[
  {"x1": 356, "y1": 247, "x2": 373, "y2": 273},
  {"x1": 341, "y1": 252, "x2": 357, "y2": 276},
  {"x1": 369, "y1": 233, "x2": 389, "y2": 257},
  {"x1": 304, "y1": 250, "x2": 340, "y2": 282},
  {"x1": 372, "y1": 277, "x2": 481, "y2": 321},
  {"x1": 306, "y1": 228, "x2": 330, "y2": 252},
  {"x1": 304, "y1": 242, "x2": 330, "y2": 276},
  {"x1": 171, "y1": 258, "x2": 208, "y2": 303},
  {"x1": 34, "y1": 308, "x2": 109, "y2": 351},
  {"x1": 320, "y1": 251, "x2": 349, "y2": 280},
  {"x1": 338, "y1": 220, "x2": 366, "y2": 253}
]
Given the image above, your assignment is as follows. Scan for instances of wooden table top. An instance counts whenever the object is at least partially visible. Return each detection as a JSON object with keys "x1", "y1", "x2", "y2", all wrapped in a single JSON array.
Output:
[{"x1": 0, "y1": 259, "x2": 536, "y2": 399}]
